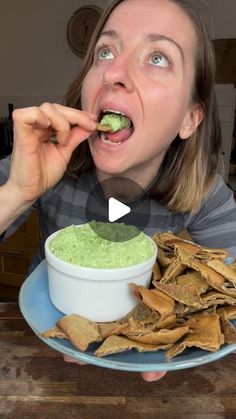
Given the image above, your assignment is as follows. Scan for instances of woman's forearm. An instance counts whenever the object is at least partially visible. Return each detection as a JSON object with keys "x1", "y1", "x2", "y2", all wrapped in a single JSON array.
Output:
[{"x1": 0, "y1": 181, "x2": 35, "y2": 235}]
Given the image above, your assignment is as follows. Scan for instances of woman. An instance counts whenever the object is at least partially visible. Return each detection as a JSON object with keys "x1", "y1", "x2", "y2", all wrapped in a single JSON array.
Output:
[{"x1": 1, "y1": 0, "x2": 236, "y2": 382}]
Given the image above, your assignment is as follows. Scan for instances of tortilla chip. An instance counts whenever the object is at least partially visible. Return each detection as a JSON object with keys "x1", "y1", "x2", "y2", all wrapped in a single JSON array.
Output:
[
  {"x1": 151, "y1": 288, "x2": 176, "y2": 315},
  {"x1": 130, "y1": 284, "x2": 175, "y2": 318},
  {"x1": 152, "y1": 232, "x2": 174, "y2": 252},
  {"x1": 177, "y1": 305, "x2": 217, "y2": 319},
  {"x1": 160, "y1": 257, "x2": 185, "y2": 283},
  {"x1": 201, "y1": 291, "x2": 236, "y2": 308},
  {"x1": 156, "y1": 231, "x2": 178, "y2": 242},
  {"x1": 155, "y1": 232, "x2": 204, "y2": 257},
  {"x1": 174, "y1": 303, "x2": 203, "y2": 318},
  {"x1": 176, "y1": 271, "x2": 209, "y2": 294},
  {"x1": 213, "y1": 284, "x2": 236, "y2": 298},
  {"x1": 121, "y1": 317, "x2": 155, "y2": 335},
  {"x1": 154, "y1": 314, "x2": 177, "y2": 329},
  {"x1": 220, "y1": 314, "x2": 236, "y2": 344},
  {"x1": 217, "y1": 306, "x2": 236, "y2": 320},
  {"x1": 40, "y1": 325, "x2": 68, "y2": 340},
  {"x1": 159, "y1": 231, "x2": 228, "y2": 260},
  {"x1": 207, "y1": 259, "x2": 236, "y2": 285},
  {"x1": 96, "y1": 123, "x2": 111, "y2": 132},
  {"x1": 125, "y1": 325, "x2": 190, "y2": 345},
  {"x1": 153, "y1": 282, "x2": 204, "y2": 308},
  {"x1": 231, "y1": 262, "x2": 236, "y2": 271},
  {"x1": 166, "y1": 313, "x2": 224, "y2": 358},
  {"x1": 137, "y1": 310, "x2": 162, "y2": 327},
  {"x1": 95, "y1": 335, "x2": 169, "y2": 357},
  {"x1": 179, "y1": 256, "x2": 226, "y2": 288},
  {"x1": 176, "y1": 246, "x2": 195, "y2": 264},
  {"x1": 195, "y1": 247, "x2": 228, "y2": 261},
  {"x1": 124, "y1": 310, "x2": 173, "y2": 329},
  {"x1": 157, "y1": 249, "x2": 175, "y2": 268},
  {"x1": 124, "y1": 302, "x2": 152, "y2": 322},
  {"x1": 166, "y1": 239, "x2": 201, "y2": 255},
  {"x1": 98, "y1": 322, "x2": 129, "y2": 339},
  {"x1": 155, "y1": 231, "x2": 228, "y2": 260},
  {"x1": 122, "y1": 311, "x2": 177, "y2": 336},
  {"x1": 57, "y1": 315, "x2": 101, "y2": 352},
  {"x1": 130, "y1": 309, "x2": 175, "y2": 329},
  {"x1": 152, "y1": 261, "x2": 162, "y2": 280}
]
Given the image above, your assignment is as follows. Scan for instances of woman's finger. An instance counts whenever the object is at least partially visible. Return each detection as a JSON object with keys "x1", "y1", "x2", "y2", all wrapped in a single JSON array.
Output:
[
  {"x1": 39, "y1": 103, "x2": 72, "y2": 145},
  {"x1": 64, "y1": 355, "x2": 167, "y2": 381},
  {"x1": 64, "y1": 353, "x2": 167, "y2": 382},
  {"x1": 13, "y1": 106, "x2": 51, "y2": 133},
  {"x1": 13, "y1": 103, "x2": 97, "y2": 149},
  {"x1": 52, "y1": 103, "x2": 97, "y2": 130},
  {"x1": 63, "y1": 355, "x2": 87, "y2": 365},
  {"x1": 141, "y1": 371, "x2": 167, "y2": 382},
  {"x1": 39, "y1": 103, "x2": 97, "y2": 146}
]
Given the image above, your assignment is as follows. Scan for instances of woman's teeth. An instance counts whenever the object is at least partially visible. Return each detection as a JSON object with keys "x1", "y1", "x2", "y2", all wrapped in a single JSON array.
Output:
[{"x1": 100, "y1": 132, "x2": 122, "y2": 146}]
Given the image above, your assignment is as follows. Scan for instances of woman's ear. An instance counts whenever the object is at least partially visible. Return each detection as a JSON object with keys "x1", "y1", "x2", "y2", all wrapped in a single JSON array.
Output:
[{"x1": 179, "y1": 103, "x2": 204, "y2": 140}]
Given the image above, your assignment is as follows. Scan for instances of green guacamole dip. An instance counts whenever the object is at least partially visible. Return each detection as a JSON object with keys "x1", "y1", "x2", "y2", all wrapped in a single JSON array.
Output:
[
  {"x1": 100, "y1": 114, "x2": 131, "y2": 133},
  {"x1": 49, "y1": 222, "x2": 155, "y2": 268}
]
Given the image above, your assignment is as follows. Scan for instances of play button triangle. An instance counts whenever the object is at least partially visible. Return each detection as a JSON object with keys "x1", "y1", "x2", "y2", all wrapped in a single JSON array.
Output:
[{"x1": 108, "y1": 198, "x2": 131, "y2": 222}]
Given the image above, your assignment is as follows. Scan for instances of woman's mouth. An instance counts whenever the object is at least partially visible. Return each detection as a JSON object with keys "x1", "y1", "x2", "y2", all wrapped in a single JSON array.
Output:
[
  {"x1": 100, "y1": 128, "x2": 134, "y2": 146},
  {"x1": 97, "y1": 110, "x2": 134, "y2": 146}
]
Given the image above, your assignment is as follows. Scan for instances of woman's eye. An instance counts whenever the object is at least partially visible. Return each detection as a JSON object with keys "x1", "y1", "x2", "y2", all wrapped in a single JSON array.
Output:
[
  {"x1": 149, "y1": 53, "x2": 170, "y2": 68},
  {"x1": 95, "y1": 46, "x2": 114, "y2": 60}
]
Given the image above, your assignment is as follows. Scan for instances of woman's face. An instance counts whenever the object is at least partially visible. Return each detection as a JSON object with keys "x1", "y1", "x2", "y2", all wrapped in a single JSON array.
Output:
[{"x1": 81, "y1": 0, "x2": 202, "y2": 185}]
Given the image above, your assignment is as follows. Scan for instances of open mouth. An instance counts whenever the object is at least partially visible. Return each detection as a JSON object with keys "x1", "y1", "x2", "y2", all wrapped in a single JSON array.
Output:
[{"x1": 97, "y1": 110, "x2": 134, "y2": 146}]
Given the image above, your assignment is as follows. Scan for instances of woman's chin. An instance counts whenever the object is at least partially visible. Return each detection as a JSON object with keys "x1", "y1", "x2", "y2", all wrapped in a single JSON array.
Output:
[
  {"x1": 95, "y1": 161, "x2": 128, "y2": 178},
  {"x1": 89, "y1": 136, "x2": 134, "y2": 177}
]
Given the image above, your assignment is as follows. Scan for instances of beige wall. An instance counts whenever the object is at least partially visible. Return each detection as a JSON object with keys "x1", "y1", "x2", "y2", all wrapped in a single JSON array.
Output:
[
  {"x1": 0, "y1": 0, "x2": 235, "y2": 116},
  {"x1": 0, "y1": 0, "x2": 108, "y2": 115},
  {"x1": 198, "y1": 0, "x2": 236, "y2": 39}
]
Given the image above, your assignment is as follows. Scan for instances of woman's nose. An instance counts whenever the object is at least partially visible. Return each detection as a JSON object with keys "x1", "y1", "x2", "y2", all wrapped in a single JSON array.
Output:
[{"x1": 102, "y1": 58, "x2": 134, "y2": 93}]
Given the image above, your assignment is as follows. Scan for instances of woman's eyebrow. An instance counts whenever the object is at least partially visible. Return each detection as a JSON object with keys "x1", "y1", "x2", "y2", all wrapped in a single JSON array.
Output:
[
  {"x1": 146, "y1": 33, "x2": 184, "y2": 64},
  {"x1": 98, "y1": 30, "x2": 118, "y2": 40},
  {"x1": 98, "y1": 30, "x2": 184, "y2": 64}
]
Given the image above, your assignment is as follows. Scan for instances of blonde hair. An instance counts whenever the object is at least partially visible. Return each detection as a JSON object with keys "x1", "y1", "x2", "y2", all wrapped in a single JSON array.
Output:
[{"x1": 64, "y1": 0, "x2": 221, "y2": 213}]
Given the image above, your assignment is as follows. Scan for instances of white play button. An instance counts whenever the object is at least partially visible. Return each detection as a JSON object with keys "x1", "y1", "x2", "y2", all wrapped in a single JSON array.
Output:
[
  {"x1": 86, "y1": 176, "x2": 151, "y2": 241},
  {"x1": 108, "y1": 198, "x2": 131, "y2": 222}
]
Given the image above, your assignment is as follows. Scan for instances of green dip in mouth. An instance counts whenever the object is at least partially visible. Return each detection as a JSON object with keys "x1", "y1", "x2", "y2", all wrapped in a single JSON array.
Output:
[
  {"x1": 100, "y1": 114, "x2": 131, "y2": 133},
  {"x1": 49, "y1": 222, "x2": 155, "y2": 268}
]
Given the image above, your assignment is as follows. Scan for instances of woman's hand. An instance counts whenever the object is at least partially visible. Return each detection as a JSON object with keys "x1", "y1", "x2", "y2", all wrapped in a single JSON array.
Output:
[
  {"x1": 8, "y1": 103, "x2": 97, "y2": 203},
  {"x1": 63, "y1": 355, "x2": 167, "y2": 382}
]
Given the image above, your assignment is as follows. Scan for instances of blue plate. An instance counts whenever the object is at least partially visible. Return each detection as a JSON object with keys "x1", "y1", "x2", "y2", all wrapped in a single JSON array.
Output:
[{"x1": 19, "y1": 260, "x2": 236, "y2": 372}]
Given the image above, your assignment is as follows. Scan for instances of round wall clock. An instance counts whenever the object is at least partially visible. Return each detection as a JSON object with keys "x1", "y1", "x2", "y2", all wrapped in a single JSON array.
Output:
[{"x1": 67, "y1": 5, "x2": 102, "y2": 58}]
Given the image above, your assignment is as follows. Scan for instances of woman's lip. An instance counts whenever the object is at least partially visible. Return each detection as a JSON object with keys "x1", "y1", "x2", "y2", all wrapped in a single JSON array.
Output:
[
  {"x1": 103, "y1": 127, "x2": 134, "y2": 143},
  {"x1": 91, "y1": 132, "x2": 134, "y2": 151},
  {"x1": 97, "y1": 103, "x2": 134, "y2": 122}
]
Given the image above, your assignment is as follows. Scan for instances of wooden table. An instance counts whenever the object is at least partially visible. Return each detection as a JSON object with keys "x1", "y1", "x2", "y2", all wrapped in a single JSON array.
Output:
[{"x1": 1, "y1": 303, "x2": 236, "y2": 419}]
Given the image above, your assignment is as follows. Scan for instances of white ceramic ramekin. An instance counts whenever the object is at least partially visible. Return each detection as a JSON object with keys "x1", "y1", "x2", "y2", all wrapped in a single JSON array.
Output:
[{"x1": 45, "y1": 227, "x2": 157, "y2": 322}]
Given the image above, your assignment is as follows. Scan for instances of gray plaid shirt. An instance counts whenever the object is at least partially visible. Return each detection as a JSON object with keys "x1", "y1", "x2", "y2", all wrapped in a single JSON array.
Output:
[{"x1": 1, "y1": 155, "x2": 236, "y2": 273}]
